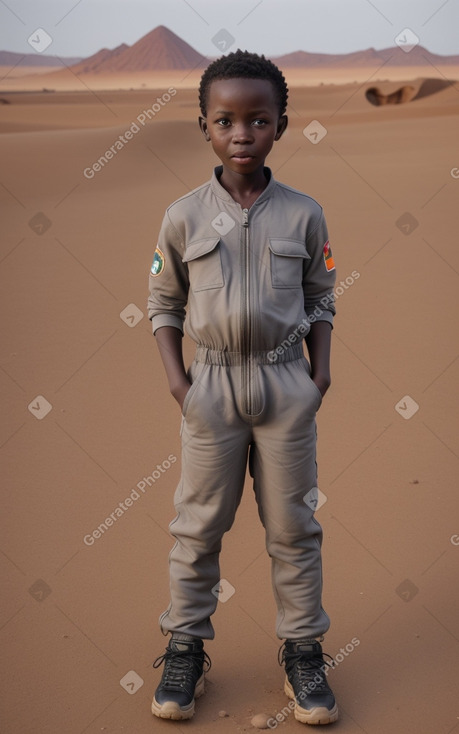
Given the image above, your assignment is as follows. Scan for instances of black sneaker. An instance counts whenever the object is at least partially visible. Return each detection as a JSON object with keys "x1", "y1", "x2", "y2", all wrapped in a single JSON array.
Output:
[
  {"x1": 279, "y1": 639, "x2": 338, "y2": 725},
  {"x1": 151, "y1": 636, "x2": 211, "y2": 720}
]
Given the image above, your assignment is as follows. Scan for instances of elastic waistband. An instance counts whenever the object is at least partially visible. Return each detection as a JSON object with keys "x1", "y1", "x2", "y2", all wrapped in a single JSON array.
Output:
[{"x1": 194, "y1": 343, "x2": 304, "y2": 366}]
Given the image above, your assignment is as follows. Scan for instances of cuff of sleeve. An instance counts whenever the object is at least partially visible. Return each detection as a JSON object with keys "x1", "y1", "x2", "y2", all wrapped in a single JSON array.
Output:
[
  {"x1": 151, "y1": 313, "x2": 184, "y2": 335},
  {"x1": 305, "y1": 310, "x2": 334, "y2": 328}
]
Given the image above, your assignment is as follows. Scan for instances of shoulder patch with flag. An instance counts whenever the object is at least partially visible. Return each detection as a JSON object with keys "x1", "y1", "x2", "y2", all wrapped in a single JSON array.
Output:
[
  {"x1": 323, "y1": 241, "x2": 335, "y2": 272},
  {"x1": 150, "y1": 247, "x2": 165, "y2": 277}
]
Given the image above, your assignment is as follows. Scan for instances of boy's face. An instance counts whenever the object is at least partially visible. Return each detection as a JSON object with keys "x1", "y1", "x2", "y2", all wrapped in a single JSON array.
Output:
[{"x1": 199, "y1": 78, "x2": 287, "y2": 175}]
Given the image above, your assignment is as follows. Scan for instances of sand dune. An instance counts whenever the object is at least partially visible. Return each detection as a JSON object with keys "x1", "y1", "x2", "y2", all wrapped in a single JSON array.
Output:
[
  {"x1": 1, "y1": 74, "x2": 458, "y2": 734},
  {"x1": 366, "y1": 78, "x2": 454, "y2": 105},
  {"x1": 366, "y1": 85, "x2": 417, "y2": 105}
]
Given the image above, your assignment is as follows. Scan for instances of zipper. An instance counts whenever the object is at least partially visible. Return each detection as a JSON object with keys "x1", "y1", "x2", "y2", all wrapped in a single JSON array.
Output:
[{"x1": 241, "y1": 208, "x2": 252, "y2": 414}]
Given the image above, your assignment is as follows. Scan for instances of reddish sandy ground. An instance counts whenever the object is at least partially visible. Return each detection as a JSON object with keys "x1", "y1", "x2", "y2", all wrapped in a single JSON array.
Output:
[{"x1": 1, "y1": 69, "x2": 459, "y2": 733}]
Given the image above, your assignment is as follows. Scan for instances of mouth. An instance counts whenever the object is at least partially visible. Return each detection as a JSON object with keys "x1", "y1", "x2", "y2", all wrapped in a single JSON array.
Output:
[{"x1": 231, "y1": 153, "x2": 255, "y2": 164}]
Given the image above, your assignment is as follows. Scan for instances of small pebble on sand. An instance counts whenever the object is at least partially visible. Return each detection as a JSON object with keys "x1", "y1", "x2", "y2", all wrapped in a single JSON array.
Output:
[
  {"x1": 251, "y1": 713, "x2": 271, "y2": 729},
  {"x1": 219, "y1": 710, "x2": 228, "y2": 718}
]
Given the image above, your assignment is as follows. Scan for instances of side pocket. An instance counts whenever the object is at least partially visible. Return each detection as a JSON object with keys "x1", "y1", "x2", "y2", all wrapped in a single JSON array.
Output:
[
  {"x1": 181, "y1": 362, "x2": 204, "y2": 418},
  {"x1": 181, "y1": 381, "x2": 198, "y2": 418},
  {"x1": 311, "y1": 378, "x2": 323, "y2": 410},
  {"x1": 301, "y1": 358, "x2": 323, "y2": 409}
]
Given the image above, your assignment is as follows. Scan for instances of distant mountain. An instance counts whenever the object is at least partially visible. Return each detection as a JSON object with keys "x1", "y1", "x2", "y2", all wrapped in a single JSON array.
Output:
[
  {"x1": 70, "y1": 43, "x2": 129, "y2": 74},
  {"x1": 0, "y1": 50, "x2": 82, "y2": 67},
  {"x1": 274, "y1": 45, "x2": 459, "y2": 67},
  {"x1": 273, "y1": 49, "x2": 382, "y2": 67},
  {"x1": 373, "y1": 44, "x2": 459, "y2": 67},
  {"x1": 1, "y1": 27, "x2": 458, "y2": 73},
  {"x1": 68, "y1": 25, "x2": 207, "y2": 74}
]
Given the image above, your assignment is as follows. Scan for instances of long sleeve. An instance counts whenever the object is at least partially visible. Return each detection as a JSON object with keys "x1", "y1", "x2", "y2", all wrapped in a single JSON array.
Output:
[
  {"x1": 147, "y1": 210, "x2": 189, "y2": 334},
  {"x1": 303, "y1": 210, "x2": 336, "y2": 326}
]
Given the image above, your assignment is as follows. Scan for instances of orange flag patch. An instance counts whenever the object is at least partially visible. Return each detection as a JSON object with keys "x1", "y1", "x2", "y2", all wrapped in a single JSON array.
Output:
[{"x1": 323, "y1": 241, "x2": 335, "y2": 272}]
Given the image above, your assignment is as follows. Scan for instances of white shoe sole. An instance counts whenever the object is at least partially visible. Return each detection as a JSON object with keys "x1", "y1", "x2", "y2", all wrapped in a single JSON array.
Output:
[
  {"x1": 284, "y1": 677, "x2": 339, "y2": 725},
  {"x1": 151, "y1": 673, "x2": 205, "y2": 720}
]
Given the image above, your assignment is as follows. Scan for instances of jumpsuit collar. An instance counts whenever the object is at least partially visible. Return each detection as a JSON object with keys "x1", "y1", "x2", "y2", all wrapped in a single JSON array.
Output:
[{"x1": 210, "y1": 165, "x2": 276, "y2": 209}]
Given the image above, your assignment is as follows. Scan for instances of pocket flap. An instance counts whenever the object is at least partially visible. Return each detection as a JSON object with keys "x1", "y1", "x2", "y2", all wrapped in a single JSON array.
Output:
[
  {"x1": 183, "y1": 237, "x2": 221, "y2": 263},
  {"x1": 269, "y1": 238, "x2": 310, "y2": 259}
]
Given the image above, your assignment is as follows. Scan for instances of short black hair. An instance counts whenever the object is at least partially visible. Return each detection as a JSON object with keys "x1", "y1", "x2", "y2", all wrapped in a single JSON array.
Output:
[{"x1": 199, "y1": 49, "x2": 288, "y2": 117}]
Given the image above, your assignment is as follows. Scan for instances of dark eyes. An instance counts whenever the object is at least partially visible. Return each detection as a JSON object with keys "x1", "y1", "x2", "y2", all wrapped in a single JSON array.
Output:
[{"x1": 216, "y1": 119, "x2": 268, "y2": 127}]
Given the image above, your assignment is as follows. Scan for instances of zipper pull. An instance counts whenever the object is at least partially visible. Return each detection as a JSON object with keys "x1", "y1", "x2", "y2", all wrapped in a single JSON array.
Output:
[{"x1": 242, "y1": 208, "x2": 249, "y2": 227}]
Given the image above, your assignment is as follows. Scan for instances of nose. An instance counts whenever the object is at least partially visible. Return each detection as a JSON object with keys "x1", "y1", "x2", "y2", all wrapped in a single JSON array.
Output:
[{"x1": 232, "y1": 123, "x2": 254, "y2": 144}]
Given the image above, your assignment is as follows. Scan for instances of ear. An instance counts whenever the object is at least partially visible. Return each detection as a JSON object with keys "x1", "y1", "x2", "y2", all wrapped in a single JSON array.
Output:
[
  {"x1": 274, "y1": 115, "x2": 288, "y2": 141},
  {"x1": 198, "y1": 116, "x2": 211, "y2": 141}
]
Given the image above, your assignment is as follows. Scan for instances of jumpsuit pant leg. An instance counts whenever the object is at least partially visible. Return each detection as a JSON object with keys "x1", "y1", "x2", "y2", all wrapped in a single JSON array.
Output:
[
  {"x1": 159, "y1": 359, "x2": 251, "y2": 640},
  {"x1": 160, "y1": 349, "x2": 330, "y2": 642},
  {"x1": 250, "y1": 356, "x2": 330, "y2": 640}
]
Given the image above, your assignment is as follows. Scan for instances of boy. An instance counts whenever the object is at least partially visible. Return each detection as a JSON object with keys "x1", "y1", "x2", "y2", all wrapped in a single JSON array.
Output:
[{"x1": 148, "y1": 50, "x2": 338, "y2": 726}]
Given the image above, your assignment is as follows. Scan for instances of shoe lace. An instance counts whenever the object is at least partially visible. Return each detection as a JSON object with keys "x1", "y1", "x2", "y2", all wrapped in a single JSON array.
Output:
[
  {"x1": 278, "y1": 644, "x2": 334, "y2": 693},
  {"x1": 153, "y1": 647, "x2": 211, "y2": 690}
]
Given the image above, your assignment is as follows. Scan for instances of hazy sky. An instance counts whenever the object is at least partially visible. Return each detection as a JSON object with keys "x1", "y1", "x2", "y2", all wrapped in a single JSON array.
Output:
[{"x1": 1, "y1": 0, "x2": 458, "y2": 58}]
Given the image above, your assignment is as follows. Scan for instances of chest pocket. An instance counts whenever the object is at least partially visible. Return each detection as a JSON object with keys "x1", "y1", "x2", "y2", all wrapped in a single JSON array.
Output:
[
  {"x1": 269, "y1": 239, "x2": 310, "y2": 289},
  {"x1": 183, "y1": 237, "x2": 224, "y2": 291}
]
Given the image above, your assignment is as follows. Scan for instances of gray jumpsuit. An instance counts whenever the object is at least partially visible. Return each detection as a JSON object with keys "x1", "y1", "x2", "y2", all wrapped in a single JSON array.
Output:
[{"x1": 148, "y1": 166, "x2": 336, "y2": 641}]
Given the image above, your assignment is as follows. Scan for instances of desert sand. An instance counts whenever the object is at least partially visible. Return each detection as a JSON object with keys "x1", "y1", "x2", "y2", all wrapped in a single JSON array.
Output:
[{"x1": 1, "y1": 66, "x2": 458, "y2": 734}]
